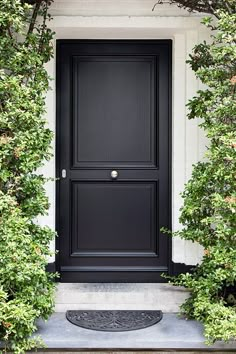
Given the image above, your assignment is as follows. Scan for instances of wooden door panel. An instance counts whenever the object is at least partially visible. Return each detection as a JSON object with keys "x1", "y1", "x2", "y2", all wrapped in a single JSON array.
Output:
[
  {"x1": 72, "y1": 56, "x2": 156, "y2": 168},
  {"x1": 71, "y1": 182, "x2": 157, "y2": 256},
  {"x1": 56, "y1": 40, "x2": 171, "y2": 282}
]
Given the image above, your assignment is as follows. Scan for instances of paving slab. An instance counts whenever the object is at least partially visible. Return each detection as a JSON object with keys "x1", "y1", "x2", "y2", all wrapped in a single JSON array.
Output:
[{"x1": 34, "y1": 312, "x2": 236, "y2": 351}]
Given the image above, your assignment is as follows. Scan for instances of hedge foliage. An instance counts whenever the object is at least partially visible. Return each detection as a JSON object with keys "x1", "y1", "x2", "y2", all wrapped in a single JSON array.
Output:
[
  {"x1": 164, "y1": 9, "x2": 236, "y2": 343},
  {"x1": 0, "y1": 1, "x2": 55, "y2": 352}
]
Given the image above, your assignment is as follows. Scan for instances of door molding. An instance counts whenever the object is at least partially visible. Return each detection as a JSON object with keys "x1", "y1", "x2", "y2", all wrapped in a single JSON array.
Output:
[{"x1": 39, "y1": 17, "x2": 207, "y2": 267}]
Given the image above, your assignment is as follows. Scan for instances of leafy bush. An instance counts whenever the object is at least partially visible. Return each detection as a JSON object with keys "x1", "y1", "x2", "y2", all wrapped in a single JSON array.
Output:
[
  {"x1": 0, "y1": 0, "x2": 56, "y2": 352},
  {"x1": 165, "y1": 10, "x2": 236, "y2": 343},
  {"x1": 155, "y1": 0, "x2": 236, "y2": 16}
]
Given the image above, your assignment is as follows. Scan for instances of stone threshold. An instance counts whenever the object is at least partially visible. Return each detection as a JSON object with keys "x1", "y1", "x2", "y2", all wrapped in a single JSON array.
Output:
[
  {"x1": 55, "y1": 283, "x2": 189, "y2": 313},
  {"x1": 34, "y1": 312, "x2": 236, "y2": 352}
]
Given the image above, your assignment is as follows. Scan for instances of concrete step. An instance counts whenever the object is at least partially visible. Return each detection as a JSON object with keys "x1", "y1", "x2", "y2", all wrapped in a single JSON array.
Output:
[
  {"x1": 33, "y1": 312, "x2": 236, "y2": 352},
  {"x1": 55, "y1": 283, "x2": 189, "y2": 312}
]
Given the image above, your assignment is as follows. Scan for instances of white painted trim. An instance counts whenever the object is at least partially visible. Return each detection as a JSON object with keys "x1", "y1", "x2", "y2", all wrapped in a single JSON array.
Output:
[
  {"x1": 52, "y1": 16, "x2": 203, "y2": 30},
  {"x1": 50, "y1": 0, "x2": 201, "y2": 17},
  {"x1": 172, "y1": 33, "x2": 186, "y2": 263},
  {"x1": 184, "y1": 30, "x2": 203, "y2": 265},
  {"x1": 41, "y1": 15, "x2": 208, "y2": 265}
]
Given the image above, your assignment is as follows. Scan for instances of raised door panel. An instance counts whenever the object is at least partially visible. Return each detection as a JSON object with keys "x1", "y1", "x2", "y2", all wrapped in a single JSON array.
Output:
[
  {"x1": 72, "y1": 56, "x2": 156, "y2": 168},
  {"x1": 71, "y1": 182, "x2": 158, "y2": 257}
]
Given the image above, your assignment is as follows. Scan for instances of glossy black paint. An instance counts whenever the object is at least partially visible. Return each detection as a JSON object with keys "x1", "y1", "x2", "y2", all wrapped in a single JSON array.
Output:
[{"x1": 56, "y1": 40, "x2": 172, "y2": 282}]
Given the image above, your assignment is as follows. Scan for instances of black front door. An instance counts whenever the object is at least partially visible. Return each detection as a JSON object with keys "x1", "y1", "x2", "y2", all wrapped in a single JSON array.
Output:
[{"x1": 56, "y1": 40, "x2": 171, "y2": 282}]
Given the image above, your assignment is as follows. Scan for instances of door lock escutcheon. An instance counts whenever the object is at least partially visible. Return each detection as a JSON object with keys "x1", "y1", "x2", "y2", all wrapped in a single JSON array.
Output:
[{"x1": 62, "y1": 169, "x2": 67, "y2": 178}]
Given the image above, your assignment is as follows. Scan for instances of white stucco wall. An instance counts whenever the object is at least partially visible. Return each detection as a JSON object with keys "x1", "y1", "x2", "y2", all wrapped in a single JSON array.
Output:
[{"x1": 39, "y1": 0, "x2": 210, "y2": 266}]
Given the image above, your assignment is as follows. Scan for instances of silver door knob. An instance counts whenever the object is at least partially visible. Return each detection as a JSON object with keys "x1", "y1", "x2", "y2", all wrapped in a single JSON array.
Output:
[{"x1": 111, "y1": 170, "x2": 118, "y2": 179}]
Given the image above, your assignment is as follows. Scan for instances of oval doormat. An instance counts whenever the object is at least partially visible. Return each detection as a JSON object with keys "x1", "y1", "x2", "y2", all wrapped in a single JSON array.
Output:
[{"x1": 66, "y1": 310, "x2": 163, "y2": 331}]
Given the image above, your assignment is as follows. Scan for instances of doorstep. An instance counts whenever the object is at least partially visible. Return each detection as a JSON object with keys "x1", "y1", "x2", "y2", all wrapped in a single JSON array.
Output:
[
  {"x1": 55, "y1": 283, "x2": 189, "y2": 312},
  {"x1": 34, "y1": 312, "x2": 236, "y2": 351}
]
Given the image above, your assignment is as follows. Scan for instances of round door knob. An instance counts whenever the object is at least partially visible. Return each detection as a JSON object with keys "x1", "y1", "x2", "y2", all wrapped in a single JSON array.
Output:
[{"x1": 111, "y1": 170, "x2": 118, "y2": 179}]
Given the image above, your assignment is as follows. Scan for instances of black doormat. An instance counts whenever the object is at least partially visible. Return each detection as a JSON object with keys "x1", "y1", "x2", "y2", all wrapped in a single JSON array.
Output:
[{"x1": 66, "y1": 310, "x2": 163, "y2": 332}]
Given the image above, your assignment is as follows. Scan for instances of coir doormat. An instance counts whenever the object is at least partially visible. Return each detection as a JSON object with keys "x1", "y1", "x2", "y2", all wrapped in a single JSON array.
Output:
[{"x1": 66, "y1": 310, "x2": 163, "y2": 332}]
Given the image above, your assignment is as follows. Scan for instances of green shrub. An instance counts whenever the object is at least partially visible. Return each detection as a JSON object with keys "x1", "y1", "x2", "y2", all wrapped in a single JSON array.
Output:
[
  {"x1": 0, "y1": 0, "x2": 56, "y2": 352},
  {"x1": 164, "y1": 9, "x2": 236, "y2": 343}
]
